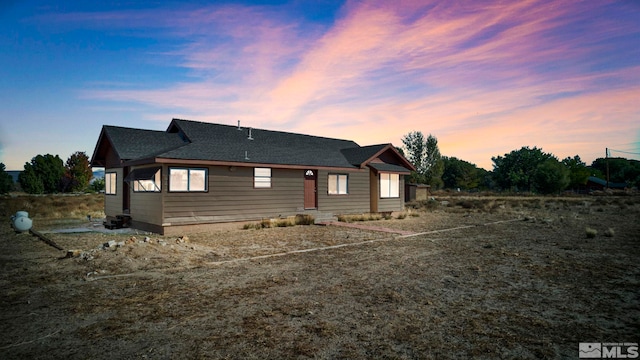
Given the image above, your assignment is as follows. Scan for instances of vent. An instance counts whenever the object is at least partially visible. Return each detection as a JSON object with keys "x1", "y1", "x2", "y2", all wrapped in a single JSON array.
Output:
[
  {"x1": 237, "y1": 120, "x2": 242, "y2": 130},
  {"x1": 248, "y1": 127, "x2": 254, "y2": 140}
]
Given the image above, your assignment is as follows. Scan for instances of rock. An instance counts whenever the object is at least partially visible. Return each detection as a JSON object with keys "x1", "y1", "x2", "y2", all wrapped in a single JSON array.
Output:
[
  {"x1": 144, "y1": 236, "x2": 151, "y2": 242},
  {"x1": 66, "y1": 249, "x2": 83, "y2": 258},
  {"x1": 103, "y1": 240, "x2": 117, "y2": 249}
]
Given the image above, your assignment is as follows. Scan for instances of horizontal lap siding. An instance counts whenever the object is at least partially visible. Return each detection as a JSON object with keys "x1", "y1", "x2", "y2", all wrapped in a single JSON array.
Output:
[
  {"x1": 378, "y1": 177, "x2": 406, "y2": 212},
  {"x1": 104, "y1": 168, "x2": 122, "y2": 217},
  {"x1": 163, "y1": 166, "x2": 303, "y2": 223},
  {"x1": 317, "y1": 170, "x2": 370, "y2": 213}
]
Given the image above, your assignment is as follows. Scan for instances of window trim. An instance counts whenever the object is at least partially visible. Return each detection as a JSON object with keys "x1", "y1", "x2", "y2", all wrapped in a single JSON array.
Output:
[
  {"x1": 169, "y1": 167, "x2": 208, "y2": 192},
  {"x1": 105, "y1": 172, "x2": 117, "y2": 195},
  {"x1": 380, "y1": 173, "x2": 400, "y2": 199},
  {"x1": 254, "y1": 168, "x2": 272, "y2": 189},
  {"x1": 328, "y1": 173, "x2": 349, "y2": 195}
]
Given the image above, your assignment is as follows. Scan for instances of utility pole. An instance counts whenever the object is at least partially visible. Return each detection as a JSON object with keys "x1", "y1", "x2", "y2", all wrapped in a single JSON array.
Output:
[{"x1": 606, "y1": 148, "x2": 610, "y2": 189}]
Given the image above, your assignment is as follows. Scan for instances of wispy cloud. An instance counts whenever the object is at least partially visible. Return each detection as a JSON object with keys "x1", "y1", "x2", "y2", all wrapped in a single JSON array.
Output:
[{"x1": 67, "y1": 0, "x2": 639, "y2": 168}]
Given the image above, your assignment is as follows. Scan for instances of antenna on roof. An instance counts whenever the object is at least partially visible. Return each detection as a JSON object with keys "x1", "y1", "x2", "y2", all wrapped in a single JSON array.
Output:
[
  {"x1": 248, "y1": 127, "x2": 254, "y2": 140},
  {"x1": 245, "y1": 151, "x2": 249, "y2": 160},
  {"x1": 237, "y1": 120, "x2": 242, "y2": 130}
]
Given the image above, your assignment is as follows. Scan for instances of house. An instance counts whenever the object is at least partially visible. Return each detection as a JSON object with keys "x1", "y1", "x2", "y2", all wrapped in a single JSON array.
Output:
[{"x1": 90, "y1": 119, "x2": 415, "y2": 234}]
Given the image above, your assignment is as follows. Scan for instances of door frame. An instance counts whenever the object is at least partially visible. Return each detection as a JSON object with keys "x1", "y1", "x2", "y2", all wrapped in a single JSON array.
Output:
[{"x1": 304, "y1": 169, "x2": 318, "y2": 209}]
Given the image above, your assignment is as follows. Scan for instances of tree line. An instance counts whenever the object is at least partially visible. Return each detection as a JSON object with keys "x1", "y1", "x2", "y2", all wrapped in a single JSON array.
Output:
[
  {"x1": 0, "y1": 151, "x2": 102, "y2": 194},
  {"x1": 401, "y1": 131, "x2": 640, "y2": 194},
  {"x1": 1, "y1": 135, "x2": 638, "y2": 195}
]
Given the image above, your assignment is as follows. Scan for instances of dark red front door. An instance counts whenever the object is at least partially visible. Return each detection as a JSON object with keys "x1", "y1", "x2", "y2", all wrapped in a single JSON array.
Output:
[{"x1": 304, "y1": 170, "x2": 317, "y2": 209}]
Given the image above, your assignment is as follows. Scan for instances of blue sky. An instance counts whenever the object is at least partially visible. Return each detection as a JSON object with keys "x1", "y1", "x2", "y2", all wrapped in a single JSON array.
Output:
[{"x1": 1, "y1": 0, "x2": 639, "y2": 171}]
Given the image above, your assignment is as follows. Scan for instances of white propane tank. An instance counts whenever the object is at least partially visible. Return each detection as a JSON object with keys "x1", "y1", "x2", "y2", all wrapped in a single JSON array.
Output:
[{"x1": 11, "y1": 211, "x2": 33, "y2": 232}]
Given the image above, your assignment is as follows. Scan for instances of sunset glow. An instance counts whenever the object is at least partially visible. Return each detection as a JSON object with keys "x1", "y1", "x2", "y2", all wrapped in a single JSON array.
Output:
[{"x1": 1, "y1": 0, "x2": 638, "y2": 170}]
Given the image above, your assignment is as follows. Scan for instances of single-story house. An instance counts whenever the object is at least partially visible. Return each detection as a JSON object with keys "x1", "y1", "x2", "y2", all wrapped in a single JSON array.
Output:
[{"x1": 90, "y1": 119, "x2": 415, "y2": 234}]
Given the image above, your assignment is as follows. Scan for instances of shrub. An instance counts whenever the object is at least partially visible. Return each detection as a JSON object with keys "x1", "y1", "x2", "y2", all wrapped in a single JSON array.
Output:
[
  {"x1": 604, "y1": 228, "x2": 615, "y2": 237},
  {"x1": 396, "y1": 213, "x2": 407, "y2": 219},
  {"x1": 585, "y1": 227, "x2": 598, "y2": 238},
  {"x1": 294, "y1": 214, "x2": 315, "y2": 225}
]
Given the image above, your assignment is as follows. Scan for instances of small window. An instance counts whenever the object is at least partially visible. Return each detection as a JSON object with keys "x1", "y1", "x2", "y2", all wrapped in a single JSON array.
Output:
[
  {"x1": 133, "y1": 169, "x2": 161, "y2": 192},
  {"x1": 328, "y1": 174, "x2": 348, "y2": 195},
  {"x1": 105, "y1": 172, "x2": 117, "y2": 195},
  {"x1": 380, "y1": 173, "x2": 399, "y2": 198},
  {"x1": 169, "y1": 168, "x2": 207, "y2": 192},
  {"x1": 254, "y1": 168, "x2": 272, "y2": 188}
]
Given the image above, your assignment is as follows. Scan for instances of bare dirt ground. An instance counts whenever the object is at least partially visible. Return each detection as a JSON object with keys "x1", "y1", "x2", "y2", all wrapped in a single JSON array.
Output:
[{"x1": 1, "y1": 194, "x2": 638, "y2": 359}]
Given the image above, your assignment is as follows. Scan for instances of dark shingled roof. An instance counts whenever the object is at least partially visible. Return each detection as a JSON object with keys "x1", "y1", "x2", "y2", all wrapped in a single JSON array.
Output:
[{"x1": 94, "y1": 119, "x2": 414, "y2": 172}]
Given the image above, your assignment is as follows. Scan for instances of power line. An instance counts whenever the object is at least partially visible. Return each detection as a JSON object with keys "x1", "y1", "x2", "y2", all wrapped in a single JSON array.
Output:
[{"x1": 608, "y1": 148, "x2": 640, "y2": 156}]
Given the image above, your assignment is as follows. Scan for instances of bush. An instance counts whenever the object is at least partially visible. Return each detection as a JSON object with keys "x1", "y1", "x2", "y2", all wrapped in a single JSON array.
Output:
[{"x1": 585, "y1": 227, "x2": 598, "y2": 238}]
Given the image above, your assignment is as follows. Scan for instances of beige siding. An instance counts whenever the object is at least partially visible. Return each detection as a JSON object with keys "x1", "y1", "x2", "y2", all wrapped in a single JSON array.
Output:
[
  {"x1": 163, "y1": 165, "x2": 304, "y2": 224},
  {"x1": 104, "y1": 168, "x2": 122, "y2": 217},
  {"x1": 317, "y1": 170, "x2": 370, "y2": 213}
]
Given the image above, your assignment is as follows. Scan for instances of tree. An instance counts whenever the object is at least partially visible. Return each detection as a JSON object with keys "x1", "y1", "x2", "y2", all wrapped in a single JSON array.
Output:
[
  {"x1": 19, "y1": 154, "x2": 65, "y2": 194},
  {"x1": 401, "y1": 131, "x2": 443, "y2": 188},
  {"x1": 442, "y1": 157, "x2": 482, "y2": 190},
  {"x1": 89, "y1": 177, "x2": 105, "y2": 193},
  {"x1": 0, "y1": 163, "x2": 14, "y2": 194},
  {"x1": 562, "y1": 155, "x2": 590, "y2": 189},
  {"x1": 491, "y1": 147, "x2": 554, "y2": 192},
  {"x1": 590, "y1": 157, "x2": 640, "y2": 187},
  {"x1": 62, "y1": 151, "x2": 93, "y2": 192},
  {"x1": 532, "y1": 158, "x2": 570, "y2": 194}
]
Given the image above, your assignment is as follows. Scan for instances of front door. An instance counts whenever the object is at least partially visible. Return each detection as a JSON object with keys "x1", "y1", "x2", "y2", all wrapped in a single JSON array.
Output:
[{"x1": 304, "y1": 170, "x2": 317, "y2": 209}]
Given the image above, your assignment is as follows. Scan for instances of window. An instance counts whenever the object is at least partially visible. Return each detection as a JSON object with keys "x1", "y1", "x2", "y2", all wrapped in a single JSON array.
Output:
[
  {"x1": 380, "y1": 173, "x2": 399, "y2": 198},
  {"x1": 169, "y1": 168, "x2": 207, "y2": 192},
  {"x1": 254, "y1": 168, "x2": 272, "y2": 188},
  {"x1": 328, "y1": 174, "x2": 348, "y2": 195},
  {"x1": 105, "y1": 172, "x2": 116, "y2": 195},
  {"x1": 131, "y1": 168, "x2": 161, "y2": 192}
]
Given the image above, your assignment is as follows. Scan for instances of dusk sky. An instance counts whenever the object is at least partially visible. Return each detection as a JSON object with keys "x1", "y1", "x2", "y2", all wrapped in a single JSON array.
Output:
[{"x1": 1, "y1": 0, "x2": 639, "y2": 171}]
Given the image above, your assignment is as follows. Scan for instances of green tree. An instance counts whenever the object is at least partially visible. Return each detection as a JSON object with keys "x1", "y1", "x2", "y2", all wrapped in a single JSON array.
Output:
[
  {"x1": 562, "y1": 155, "x2": 590, "y2": 189},
  {"x1": 61, "y1": 151, "x2": 93, "y2": 192},
  {"x1": 590, "y1": 157, "x2": 640, "y2": 187},
  {"x1": 442, "y1": 157, "x2": 483, "y2": 190},
  {"x1": 401, "y1": 131, "x2": 443, "y2": 188},
  {"x1": 532, "y1": 158, "x2": 570, "y2": 194},
  {"x1": 19, "y1": 154, "x2": 65, "y2": 194},
  {"x1": 0, "y1": 163, "x2": 14, "y2": 194},
  {"x1": 491, "y1": 146, "x2": 554, "y2": 192},
  {"x1": 89, "y1": 176, "x2": 105, "y2": 193}
]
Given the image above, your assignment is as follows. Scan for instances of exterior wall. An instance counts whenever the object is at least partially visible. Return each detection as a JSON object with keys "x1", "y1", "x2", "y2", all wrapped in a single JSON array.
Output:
[
  {"x1": 128, "y1": 166, "x2": 163, "y2": 227},
  {"x1": 378, "y1": 176, "x2": 405, "y2": 212},
  {"x1": 104, "y1": 167, "x2": 123, "y2": 218},
  {"x1": 162, "y1": 165, "x2": 304, "y2": 225},
  {"x1": 317, "y1": 169, "x2": 371, "y2": 214}
]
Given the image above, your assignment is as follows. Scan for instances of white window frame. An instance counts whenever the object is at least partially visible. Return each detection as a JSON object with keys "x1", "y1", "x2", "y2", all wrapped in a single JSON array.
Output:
[
  {"x1": 380, "y1": 173, "x2": 400, "y2": 198},
  {"x1": 169, "y1": 167, "x2": 208, "y2": 192},
  {"x1": 254, "y1": 168, "x2": 272, "y2": 188},
  {"x1": 328, "y1": 174, "x2": 348, "y2": 195},
  {"x1": 105, "y1": 172, "x2": 117, "y2": 195}
]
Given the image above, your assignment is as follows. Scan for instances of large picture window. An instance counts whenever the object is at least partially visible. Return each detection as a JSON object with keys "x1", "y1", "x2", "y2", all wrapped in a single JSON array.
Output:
[
  {"x1": 169, "y1": 168, "x2": 207, "y2": 192},
  {"x1": 254, "y1": 168, "x2": 272, "y2": 188},
  {"x1": 105, "y1": 172, "x2": 116, "y2": 195},
  {"x1": 328, "y1": 174, "x2": 348, "y2": 195},
  {"x1": 380, "y1": 173, "x2": 399, "y2": 198}
]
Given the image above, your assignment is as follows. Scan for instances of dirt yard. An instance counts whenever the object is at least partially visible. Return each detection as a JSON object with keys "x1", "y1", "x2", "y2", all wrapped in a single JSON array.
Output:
[{"x1": 1, "y1": 194, "x2": 638, "y2": 359}]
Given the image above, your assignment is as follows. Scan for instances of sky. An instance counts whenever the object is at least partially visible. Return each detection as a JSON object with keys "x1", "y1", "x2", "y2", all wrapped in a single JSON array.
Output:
[{"x1": 1, "y1": 0, "x2": 639, "y2": 171}]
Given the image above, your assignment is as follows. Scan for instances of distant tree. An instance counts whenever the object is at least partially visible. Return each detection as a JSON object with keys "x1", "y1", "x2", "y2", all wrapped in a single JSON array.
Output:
[
  {"x1": 532, "y1": 158, "x2": 570, "y2": 194},
  {"x1": 562, "y1": 155, "x2": 591, "y2": 189},
  {"x1": 491, "y1": 147, "x2": 554, "y2": 192},
  {"x1": 424, "y1": 135, "x2": 444, "y2": 189},
  {"x1": 0, "y1": 163, "x2": 14, "y2": 194},
  {"x1": 89, "y1": 177, "x2": 105, "y2": 193},
  {"x1": 590, "y1": 157, "x2": 640, "y2": 187},
  {"x1": 401, "y1": 131, "x2": 443, "y2": 188},
  {"x1": 442, "y1": 156, "x2": 482, "y2": 190},
  {"x1": 19, "y1": 154, "x2": 65, "y2": 194},
  {"x1": 61, "y1": 151, "x2": 93, "y2": 192}
]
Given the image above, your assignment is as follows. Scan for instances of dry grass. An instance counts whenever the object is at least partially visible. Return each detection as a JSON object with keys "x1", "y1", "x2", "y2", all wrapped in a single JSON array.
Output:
[{"x1": 0, "y1": 193, "x2": 639, "y2": 359}]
